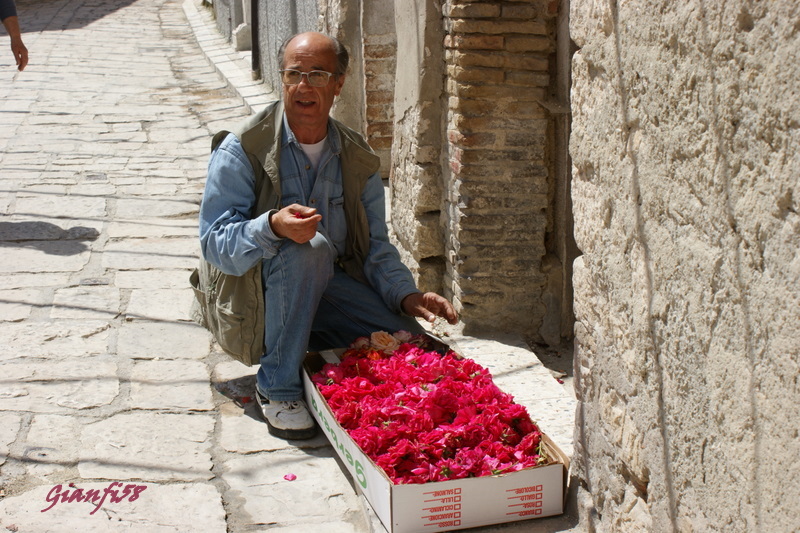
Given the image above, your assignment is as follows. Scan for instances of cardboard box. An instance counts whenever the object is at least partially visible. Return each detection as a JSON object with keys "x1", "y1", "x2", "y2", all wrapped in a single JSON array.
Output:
[{"x1": 303, "y1": 350, "x2": 570, "y2": 533}]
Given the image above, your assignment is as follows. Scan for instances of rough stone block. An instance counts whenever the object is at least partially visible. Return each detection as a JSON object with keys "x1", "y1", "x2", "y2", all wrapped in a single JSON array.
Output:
[{"x1": 570, "y1": 1, "x2": 800, "y2": 530}]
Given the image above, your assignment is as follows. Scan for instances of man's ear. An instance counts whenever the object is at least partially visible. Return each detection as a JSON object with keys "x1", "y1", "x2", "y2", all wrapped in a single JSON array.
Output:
[{"x1": 334, "y1": 74, "x2": 346, "y2": 96}]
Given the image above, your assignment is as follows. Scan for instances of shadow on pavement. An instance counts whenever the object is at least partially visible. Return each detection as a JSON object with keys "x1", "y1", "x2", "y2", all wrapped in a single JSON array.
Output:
[
  {"x1": 14, "y1": 0, "x2": 139, "y2": 33},
  {"x1": 0, "y1": 221, "x2": 99, "y2": 255}
]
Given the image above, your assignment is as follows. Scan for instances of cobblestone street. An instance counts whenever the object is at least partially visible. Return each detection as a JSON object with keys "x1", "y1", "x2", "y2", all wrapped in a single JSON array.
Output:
[{"x1": 0, "y1": 1, "x2": 577, "y2": 531}]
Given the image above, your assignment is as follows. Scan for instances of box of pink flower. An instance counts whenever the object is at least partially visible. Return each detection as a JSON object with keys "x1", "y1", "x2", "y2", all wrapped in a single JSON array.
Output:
[{"x1": 302, "y1": 331, "x2": 569, "y2": 533}]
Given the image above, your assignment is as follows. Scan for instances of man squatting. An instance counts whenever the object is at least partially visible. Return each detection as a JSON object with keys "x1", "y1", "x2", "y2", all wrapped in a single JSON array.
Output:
[{"x1": 200, "y1": 32, "x2": 458, "y2": 440}]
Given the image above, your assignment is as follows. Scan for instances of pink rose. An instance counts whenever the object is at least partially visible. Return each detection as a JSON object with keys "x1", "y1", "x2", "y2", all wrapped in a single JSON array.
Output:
[
  {"x1": 351, "y1": 336, "x2": 370, "y2": 350},
  {"x1": 393, "y1": 330, "x2": 414, "y2": 343}
]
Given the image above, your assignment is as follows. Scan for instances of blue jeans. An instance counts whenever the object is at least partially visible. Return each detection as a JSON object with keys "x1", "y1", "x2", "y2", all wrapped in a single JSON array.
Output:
[{"x1": 255, "y1": 231, "x2": 423, "y2": 401}]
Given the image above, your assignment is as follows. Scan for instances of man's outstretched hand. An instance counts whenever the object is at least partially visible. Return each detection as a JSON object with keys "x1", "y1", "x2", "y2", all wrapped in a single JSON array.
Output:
[
  {"x1": 401, "y1": 292, "x2": 458, "y2": 325},
  {"x1": 269, "y1": 204, "x2": 322, "y2": 243}
]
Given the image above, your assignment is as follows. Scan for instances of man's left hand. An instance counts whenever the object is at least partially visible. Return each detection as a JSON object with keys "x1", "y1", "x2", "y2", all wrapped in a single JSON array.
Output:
[{"x1": 401, "y1": 292, "x2": 458, "y2": 325}]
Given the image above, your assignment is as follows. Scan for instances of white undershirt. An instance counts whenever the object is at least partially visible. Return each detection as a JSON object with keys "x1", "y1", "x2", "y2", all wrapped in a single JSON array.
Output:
[{"x1": 300, "y1": 137, "x2": 328, "y2": 172}]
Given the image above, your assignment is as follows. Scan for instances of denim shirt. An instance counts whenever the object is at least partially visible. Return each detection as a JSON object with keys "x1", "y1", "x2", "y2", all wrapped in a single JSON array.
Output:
[{"x1": 199, "y1": 114, "x2": 419, "y2": 313}]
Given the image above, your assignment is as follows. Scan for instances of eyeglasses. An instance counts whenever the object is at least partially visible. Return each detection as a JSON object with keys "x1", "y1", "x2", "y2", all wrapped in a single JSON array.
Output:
[{"x1": 279, "y1": 69, "x2": 335, "y2": 87}]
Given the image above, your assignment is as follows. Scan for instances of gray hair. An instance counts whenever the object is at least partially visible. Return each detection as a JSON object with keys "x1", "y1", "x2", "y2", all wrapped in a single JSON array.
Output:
[{"x1": 278, "y1": 33, "x2": 349, "y2": 76}]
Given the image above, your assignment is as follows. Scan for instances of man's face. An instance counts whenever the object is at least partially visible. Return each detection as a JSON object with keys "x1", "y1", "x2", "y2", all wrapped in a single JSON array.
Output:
[{"x1": 281, "y1": 33, "x2": 345, "y2": 142}]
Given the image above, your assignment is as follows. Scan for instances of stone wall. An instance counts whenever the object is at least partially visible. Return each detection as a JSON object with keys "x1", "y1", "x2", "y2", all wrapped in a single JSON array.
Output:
[
  {"x1": 209, "y1": 0, "x2": 234, "y2": 40},
  {"x1": 570, "y1": 1, "x2": 800, "y2": 530},
  {"x1": 390, "y1": 0, "x2": 448, "y2": 295},
  {"x1": 255, "y1": 1, "x2": 318, "y2": 91},
  {"x1": 210, "y1": 0, "x2": 318, "y2": 89}
]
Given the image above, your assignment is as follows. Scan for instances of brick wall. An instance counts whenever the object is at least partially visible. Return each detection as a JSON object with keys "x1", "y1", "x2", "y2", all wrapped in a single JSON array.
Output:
[
  {"x1": 364, "y1": 34, "x2": 396, "y2": 176},
  {"x1": 442, "y1": 0, "x2": 558, "y2": 333}
]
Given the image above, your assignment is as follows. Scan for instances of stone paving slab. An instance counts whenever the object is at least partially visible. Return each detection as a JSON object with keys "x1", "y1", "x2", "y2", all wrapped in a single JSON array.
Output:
[
  {"x1": 115, "y1": 269, "x2": 195, "y2": 289},
  {"x1": 0, "y1": 413, "x2": 21, "y2": 468},
  {"x1": 101, "y1": 238, "x2": 199, "y2": 270},
  {"x1": 0, "y1": 482, "x2": 227, "y2": 532},
  {"x1": 51, "y1": 287, "x2": 121, "y2": 320},
  {"x1": 0, "y1": 273, "x2": 72, "y2": 290},
  {"x1": 130, "y1": 359, "x2": 213, "y2": 410},
  {"x1": 0, "y1": 242, "x2": 92, "y2": 273},
  {"x1": 78, "y1": 412, "x2": 215, "y2": 482},
  {"x1": 0, "y1": 288, "x2": 45, "y2": 321},
  {"x1": 117, "y1": 320, "x2": 210, "y2": 360},
  {"x1": 0, "y1": 321, "x2": 110, "y2": 360},
  {"x1": 108, "y1": 217, "x2": 197, "y2": 239},
  {"x1": 125, "y1": 288, "x2": 195, "y2": 322},
  {"x1": 22, "y1": 414, "x2": 85, "y2": 481},
  {"x1": 114, "y1": 197, "x2": 198, "y2": 219},
  {"x1": 0, "y1": 358, "x2": 119, "y2": 412},
  {"x1": 222, "y1": 450, "x2": 369, "y2": 530}
]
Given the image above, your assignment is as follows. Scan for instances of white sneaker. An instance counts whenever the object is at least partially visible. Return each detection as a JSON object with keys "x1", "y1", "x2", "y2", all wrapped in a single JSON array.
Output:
[{"x1": 256, "y1": 392, "x2": 317, "y2": 440}]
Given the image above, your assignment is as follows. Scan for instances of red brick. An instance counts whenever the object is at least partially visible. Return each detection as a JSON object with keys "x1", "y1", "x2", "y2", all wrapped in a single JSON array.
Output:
[
  {"x1": 367, "y1": 135, "x2": 393, "y2": 150},
  {"x1": 449, "y1": 18, "x2": 548, "y2": 35},
  {"x1": 447, "y1": 65, "x2": 505, "y2": 84},
  {"x1": 505, "y1": 70, "x2": 550, "y2": 87},
  {"x1": 457, "y1": 148, "x2": 534, "y2": 164},
  {"x1": 444, "y1": 34, "x2": 505, "y2": 50},
  {"x1": 366, "y1": 105, "x2": 392, "y2": 122},
  {"x1": 504, "y1": 120, "x2": 550, "y2": 140},
  {"x1": 448, "y1": 80, "x2": 547, "y2": 100},
  {"x1": 367, "y1": 122, "x2": 394, "y2": 137},
  {"x1": 448, "y1": 97, "x2": 499, "y2": 117},
  {"x1": 446, "y1": 49, "x2": 550, "y2": 71},
  {"x1": 506, "y1": 35, "x2": 552, "y2": 53},
  {"x1": 444, "y1": 3, "x2": 501, "y2": 18},
  {"x1": 447, "y1": 129, "x2": 497, "y2": 148},
  {"x1": 499, "y1": 100, "x2": 549, "y2": 119},
  {"x1": 501, "y1": 5, "x2": 539, "y2": 19}
]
